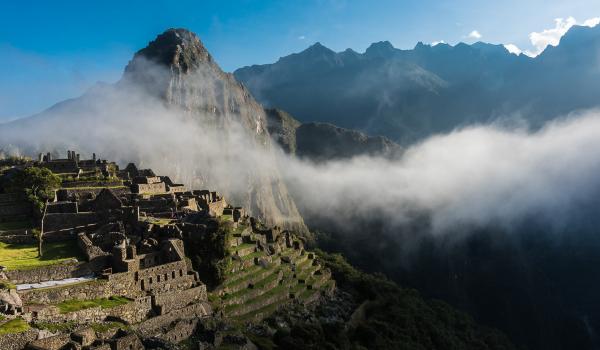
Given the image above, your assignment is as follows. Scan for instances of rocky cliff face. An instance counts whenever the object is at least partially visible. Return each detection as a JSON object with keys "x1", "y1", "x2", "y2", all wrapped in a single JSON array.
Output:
[
  {"x1": 124, "y1": 29, "x2": 307, "y2": 232},
  {"x1": 123, "y1": 29, "x2": 265, "y2": 134}
]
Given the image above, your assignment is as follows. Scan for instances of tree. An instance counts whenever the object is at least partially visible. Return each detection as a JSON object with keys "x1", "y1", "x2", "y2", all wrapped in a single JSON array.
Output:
[
  {"x1": 6, "y1": 167, "x2": 60, "y2": 257},
  {"x1": 7, "y1": 167, "x2": 60, "y2": 212}
]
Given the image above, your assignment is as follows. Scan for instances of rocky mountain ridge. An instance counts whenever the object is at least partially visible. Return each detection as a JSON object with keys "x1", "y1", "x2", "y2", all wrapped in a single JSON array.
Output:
[{"x1": 235, "y1": 24, "x2": 600, "y2": 143}]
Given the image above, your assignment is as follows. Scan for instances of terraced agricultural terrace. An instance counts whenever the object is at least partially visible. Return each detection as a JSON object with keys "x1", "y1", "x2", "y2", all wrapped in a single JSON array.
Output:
[{"x1": 0, "y1": 151, "x2": 334, "y2": 350}]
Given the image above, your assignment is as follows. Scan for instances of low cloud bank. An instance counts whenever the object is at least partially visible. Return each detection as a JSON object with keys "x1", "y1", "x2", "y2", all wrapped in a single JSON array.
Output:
[
  {"x1": 281, "y1": 111, "x2": 600, "y2": 234},
  {"x1": 2, "y1": 79, "x2": 600, "y2": 238}
]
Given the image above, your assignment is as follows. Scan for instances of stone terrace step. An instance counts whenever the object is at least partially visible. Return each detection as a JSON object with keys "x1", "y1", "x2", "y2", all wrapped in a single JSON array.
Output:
[
  {"x1": 222, "y1": 265, "x2": 277, "y2": 294},
  {"x1": 295, "y1": 264, "x2": 320, "y2": 282},
  {"x1": 225, "y1": 278, "x2": 296, "y2": 317},
  {"x1": 233, "y1": 243, "x2": 256, "y2": 257},
  {"x1": 233, "y1": 298, "x2": 290, "y2": 324},
  {"x1": 221, "y1": 270, "x2": 283, "y2": 306},
  {"x1": 222, "y1": 265, "x2": 262, "y2": 287}
]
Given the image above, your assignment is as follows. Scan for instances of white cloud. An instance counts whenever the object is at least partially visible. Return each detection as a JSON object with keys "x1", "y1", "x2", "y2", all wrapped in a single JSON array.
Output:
[
  {"x1": 431, "y1": 40, "x2": 446, "y2": 46},
  {"x1": 504, "y1": 44, "x2": 522, "y2": 55},
  {"x1": 285, "y1": 110, "x2": 600, "y2": 234},
  {"x1": 525, "y1": 17, "x2": 600, "y2": 57},
  {"x1": 583, "y1": 17, "x2": 600, "y2": 27},
  {"x1": 468, "y1": 30, "x2": 482, "y2": 40},
  {"x1": 298, "y1": 35, "x2": 306, "y2": 40}
]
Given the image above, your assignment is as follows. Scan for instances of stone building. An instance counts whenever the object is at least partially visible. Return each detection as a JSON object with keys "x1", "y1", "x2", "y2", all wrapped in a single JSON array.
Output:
[{"x1": 38, "y1": 150, "x2": 117, "y2": 178}]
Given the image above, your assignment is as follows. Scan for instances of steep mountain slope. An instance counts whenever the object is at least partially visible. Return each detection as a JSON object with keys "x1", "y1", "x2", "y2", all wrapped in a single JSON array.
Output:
[
  {"x1": 235, "y1": 25, "x2": 600, "y2": 143},
  {"x1": 0, "y1": 29, "x2": 307, "y2": 232}
]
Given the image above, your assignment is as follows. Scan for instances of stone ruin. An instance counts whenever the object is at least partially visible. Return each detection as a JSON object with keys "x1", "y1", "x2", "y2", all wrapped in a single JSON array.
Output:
[{"x1": 0, "y1": 155, "x2": 334, "y2": 349}]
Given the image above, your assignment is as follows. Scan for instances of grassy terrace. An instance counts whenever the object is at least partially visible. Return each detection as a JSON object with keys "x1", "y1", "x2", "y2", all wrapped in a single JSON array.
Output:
[
  {"x1": 0, "y1": 220, "x2": 32, "y2": 231},
  {"x1": 219, "y1": 214, "x2": 233, "y2": 223},
  {"x1": 235, "y1": 243, "x2": 256, "y2": 251},
  {"x1": 56, "y1": 296, "x2": 130, "y2": 313},
  {"x1": 0, "y1": 318, "x2": 30, "y2": 335},
  {"x1": 222, "y1": 265, "x2": 263, "y2": 287},
  {"x1": 240, "y1": 251, "x2": 265, "y2": 261},
  {"x1": 234, "y1": 298, "x2": 289, "y2": 323},
  {"x1": 0, "y1": 240, "x2": 83, "y2": 270},
  {"x1": 224, "y1": 282, "x2": 291, "y2": 314},
  {"x1": 222, "y1": 269, "x2": 281, "y2": 301},
  {"x1": 141, "y1": 217, "x2": 173, "y2": 226}
]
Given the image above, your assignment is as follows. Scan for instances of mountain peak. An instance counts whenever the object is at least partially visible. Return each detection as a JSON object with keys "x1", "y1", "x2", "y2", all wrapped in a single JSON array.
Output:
[
  {"x1": 304, "y1": 42, "x2": 335, "y2": 55},
  {"x1": 365, "y1": 40, "x2": 395, "y2": 57},
  {"x1": 125, "y1": 28, "x2": 213, "y2": 75}
]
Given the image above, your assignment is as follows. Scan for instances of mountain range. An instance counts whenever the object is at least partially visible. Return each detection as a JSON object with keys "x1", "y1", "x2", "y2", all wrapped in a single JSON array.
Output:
[{"x1": 235, "y1": 24, "x2": 600, "y2": 143}]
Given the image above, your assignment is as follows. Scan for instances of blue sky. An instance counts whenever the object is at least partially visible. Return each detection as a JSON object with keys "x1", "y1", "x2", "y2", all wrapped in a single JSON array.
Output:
[{"x1": 1, "y1": 0, "x2": 599, "y2": 121}]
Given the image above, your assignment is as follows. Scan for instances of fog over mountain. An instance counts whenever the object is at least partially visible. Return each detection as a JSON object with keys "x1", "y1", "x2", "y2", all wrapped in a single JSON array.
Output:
[{"x1": 235, "y1": 24, "x2": 600, "y2": 143}]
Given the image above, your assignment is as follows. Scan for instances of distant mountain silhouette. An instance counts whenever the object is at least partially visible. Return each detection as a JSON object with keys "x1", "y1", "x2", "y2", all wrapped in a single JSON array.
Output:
[{"x1": 235, "y1": 25, "x2": 600, "y2": 143}]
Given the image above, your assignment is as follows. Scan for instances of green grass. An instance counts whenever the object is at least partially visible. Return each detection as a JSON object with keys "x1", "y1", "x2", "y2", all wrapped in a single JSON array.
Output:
[
  {"x1": 56, "y1": 296, "x2": 130, "y2": 313},
  {"x1": 222, "y1": 269, "x2": 281, "y2": 301},
  {"x1": 141, "y1": 217, "x2": 173, "y2": 226},
  {"x1": 219, "y1": 215, "x2": 233, "y2": 222},
  {"x1": 235, "y1": 243, "x2": 256, "y2": 250},
  {"x1": 223, "y1": 265, "x2": 263, "y2": 286},
  {"x1": 0, "y1": 281, "x2": 16, "y2": 290},
  {"x1": 33, "y1": 321, "x2": 76, "y2": 333},
  {"x1": 241, "y1": 251, "x2": 265, "y2": 261},
  {"x1": 0, "y1": 318, "x2": 30, "y2": 335},
  {"x1": 0, "y1": 240, "x2": 84, "y2": 270},
  {"x1": 225, "y1": 282, "x2": 291, "y2": 314}
]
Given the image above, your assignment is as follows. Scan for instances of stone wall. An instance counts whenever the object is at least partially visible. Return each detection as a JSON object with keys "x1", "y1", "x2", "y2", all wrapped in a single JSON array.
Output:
[
  {"x1": 78, "y1": 233, "x2": 108, "y2": 260},
  {"x1": 43, "y1": 212, "x2": 100, "y2": 234},
  {"x1": 161, "y1": 318, "x2": 199, "y2": 343},
  {"x1": 136, "y1": 260, "x2": 193, "y2": 293},
  {"x1": 35, "y1": 296, "x2": 152, "y2": 324},
  {"x1": 135, "y1": 302, "x2": 212, "y2": 337},
  {"x1": 133, "y1": 182, "x2": 166, "y2": 194},
  {"x1": 26, "y1": 333, "x2": 71, "y2": 350},
  {"x1": 208, "y1": 200, "x2": 226, "y2": 216},
  {"x1": 0, "y1": 193, "x2": 31, "y2": 222},
  {"x1": 46, "y1": 201, "x2": 78, "y2": 214},
  {"x1": 19, "y1": 280, "x2": 111, "y2": 305},
  {"x1": 0, "y1": 328, "x2": 38, "y2": 350},
  {"x1": 6, "y1": 261, "x2": 86, "y2": 285},
  {"x1": 0, "y1": 229, "x2": 36, "y2": 244},
  {"x1": 152, "y1": 285, "x2": 207, "y2": 315},
  {"x1": 56, "y1": 187, "x2": 130, "y2": 203}
]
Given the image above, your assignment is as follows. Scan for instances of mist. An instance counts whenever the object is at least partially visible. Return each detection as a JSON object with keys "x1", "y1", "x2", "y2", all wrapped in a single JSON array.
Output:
[
  {"x1": 282, "y1": 111, "x2": 600, "y2": 235},
  {"x1": 2, "y1": 71, "x2": 600, "y2": 240}
]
